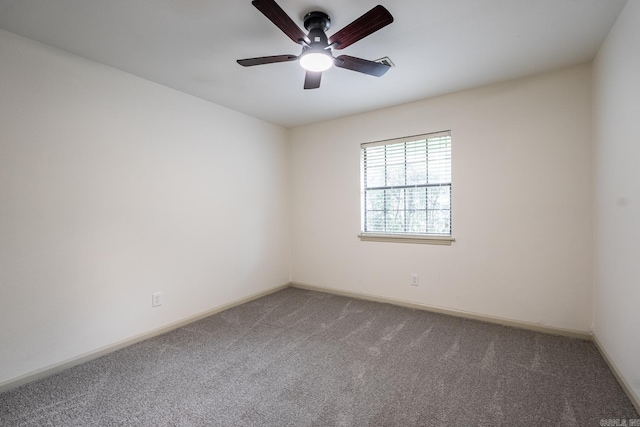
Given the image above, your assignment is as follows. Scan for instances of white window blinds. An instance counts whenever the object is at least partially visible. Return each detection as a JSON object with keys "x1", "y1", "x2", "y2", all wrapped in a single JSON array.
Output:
[{"x1": 361, "y1": 131, "x2": 452, "y2": 236}]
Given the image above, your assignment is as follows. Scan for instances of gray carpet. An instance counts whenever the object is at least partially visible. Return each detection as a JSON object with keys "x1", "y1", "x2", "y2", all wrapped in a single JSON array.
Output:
[{"x1": 0, "y1": 287, "x2": 637, "y2": 426}]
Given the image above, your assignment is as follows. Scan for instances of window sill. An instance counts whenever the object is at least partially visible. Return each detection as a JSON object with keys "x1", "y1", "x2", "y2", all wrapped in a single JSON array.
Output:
[{"x1": 358, "y1": 233, "x2": 455, "y2": 245}]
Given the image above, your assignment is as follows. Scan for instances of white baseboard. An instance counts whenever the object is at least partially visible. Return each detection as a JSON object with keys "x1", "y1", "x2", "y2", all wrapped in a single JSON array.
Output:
[
  {"x1": 290, "y1": 282, "x2": 592, "y2": 340},
  {"x1": 0, "y1": 283, "x2": 290, "y2": 394},
  {"x1": 592, "y1": 334, "x2": 640, "y2": 415}
]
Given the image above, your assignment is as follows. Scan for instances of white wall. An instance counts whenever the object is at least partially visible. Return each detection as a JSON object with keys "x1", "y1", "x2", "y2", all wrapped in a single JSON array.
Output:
[
  {"x1": 592, "y1": 1, "x2": 640, "y2": 405},
  {"x1": 291, "y1": 64, "x2": 593, "y2": 332},
  {"x1": 0, "y1": 30, "x2": 290, "y2": 385}
]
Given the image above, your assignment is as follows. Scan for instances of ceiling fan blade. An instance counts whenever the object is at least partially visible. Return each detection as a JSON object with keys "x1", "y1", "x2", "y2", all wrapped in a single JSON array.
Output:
[
  {"x1": 334, "y1": 55, "x2": 390, "y2": 77},
  {"x1": 237, "y1": 55, "x2": 298, "y2": 66},
  {"x1": 328, "y1": 5, "x2": 393, "y2": 50},
  {"x1": 252, "y1": 0, "x2": 310, "y2": 45},
  {"x1": 304, "y1": 71, "x2": 322, "y2": 89}
]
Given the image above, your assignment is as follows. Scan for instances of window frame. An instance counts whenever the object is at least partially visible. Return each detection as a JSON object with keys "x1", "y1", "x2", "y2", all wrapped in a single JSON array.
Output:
[{"x1": 358, "y1": 130, "x2": 455, "y2": 245}]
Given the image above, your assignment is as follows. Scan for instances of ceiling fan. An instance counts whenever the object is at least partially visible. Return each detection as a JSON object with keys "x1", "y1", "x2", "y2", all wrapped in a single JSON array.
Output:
[{"x1": 237, "y1": 0, "x2": 394, "y2": 89}]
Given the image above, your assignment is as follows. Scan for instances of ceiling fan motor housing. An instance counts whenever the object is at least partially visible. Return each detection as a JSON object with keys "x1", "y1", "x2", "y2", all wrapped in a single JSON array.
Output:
[
  {"x1": 304, "y1": 11, "x2": 331, "y2": 48},
  {"x1": 304, "y1": 11, "x2": 331, "y2": 31}
]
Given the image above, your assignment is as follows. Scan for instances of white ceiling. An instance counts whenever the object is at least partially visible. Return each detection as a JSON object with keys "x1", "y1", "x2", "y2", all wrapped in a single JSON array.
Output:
[{"x1": 0, "y1": 0, "x2": 627, "y2": 128}]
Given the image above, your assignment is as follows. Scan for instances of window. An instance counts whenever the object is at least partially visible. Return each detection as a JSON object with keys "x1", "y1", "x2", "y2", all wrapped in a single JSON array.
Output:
[{"x1": 360, "y1": 131, "x2": 453, "y2": 244}]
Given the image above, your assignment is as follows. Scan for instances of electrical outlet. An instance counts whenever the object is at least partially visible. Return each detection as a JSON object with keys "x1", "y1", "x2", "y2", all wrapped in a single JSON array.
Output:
[
  {"x1": 411, "y1": 274, "x2": 419, "y2": 286},
  {"x1": 152, "y1": 292, "x2": 164, "y2": 307}
]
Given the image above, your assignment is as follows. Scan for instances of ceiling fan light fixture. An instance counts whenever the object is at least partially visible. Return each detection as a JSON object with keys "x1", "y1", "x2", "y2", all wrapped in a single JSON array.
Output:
[{"x1": 299, "y1": 50, "x2": 333, "y2": 72}]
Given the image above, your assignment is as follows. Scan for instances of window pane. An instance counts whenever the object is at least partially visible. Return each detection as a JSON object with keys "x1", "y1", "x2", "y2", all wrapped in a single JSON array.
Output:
[
  {"x1": 406, "y1": 161, "x2": 427, "y2": 185},
  {"x1": 365, "y1": 189, "x2": 385, "y2": 211},
  {"x1": 427, "y1": 185, "x2": 451, "y2": 210},
  {"x1": 427, "y1": 138, "x2": 451, "y2": 184},
  {"x1": 385, "y1": 163, "x2": 405, "y2": 186},
  {"x1": 365, "y1": 210, "x2": 385, "y2": 232},
  {"x1": 366, "y1": 165, "x2": 385, "y2": 187},
  {"x1": 385, "y1": 211, "x2": 405, "y2": 233},
  {"x1": 385, "y1": 189, "x2": 403, "y2": 211},
  {"x1": 407, "y1": 210, "x2": 427, "y2": 233},
  {"x1": 427, "y1": 185, "x2": 451, "y2": 234},
  {"x1": 427, "y1": 209, "x2": 451, "y2": 234},
  {"x1": 405, "y1": 187, "x2": 426, "y2": 210}
]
